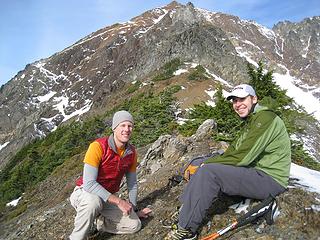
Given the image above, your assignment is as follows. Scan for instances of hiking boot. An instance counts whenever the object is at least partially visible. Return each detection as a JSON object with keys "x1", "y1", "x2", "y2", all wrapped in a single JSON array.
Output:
[
  {"x1": 165, "y1": 226, "x2": 197, "y2": 240},
  {"x1": 87, "y1": 229, "x2": 99, "y2": 240},
  {"x1": 162, "y1": 210, "x2": 180, "y2": 228},
  {"x1": 86, "y1": 220, "x2": 100, "y2": 240},
  {"x1": 265, "y1": 198, "x2": 280, "y2": 225}
]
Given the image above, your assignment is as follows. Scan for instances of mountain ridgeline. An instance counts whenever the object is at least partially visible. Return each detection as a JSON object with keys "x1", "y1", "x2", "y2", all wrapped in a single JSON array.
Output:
[
  {"x1": 0, "y1": 1, "x2": 320, "y2": 239},
  {"x1": 1, "y1": 1, "x2": 320, "y2": 168}
]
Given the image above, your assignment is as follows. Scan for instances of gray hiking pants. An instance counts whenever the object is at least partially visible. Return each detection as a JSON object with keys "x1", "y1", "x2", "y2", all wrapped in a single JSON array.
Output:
[{"x1": 178, "y1": 163, "x2": 286, "y2": 233}]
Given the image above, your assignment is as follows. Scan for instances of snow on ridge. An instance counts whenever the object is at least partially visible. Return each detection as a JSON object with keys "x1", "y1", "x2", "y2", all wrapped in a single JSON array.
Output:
[
  {"x1": 273, "y1": 71, "x2": 320, "y2": 121},
  {"x1": 273, "y1": 65, "x2": 320, "y2": 160},
  {"x1": 34, "y1": 123, "x2": 47, "y2": 138},
  {"x1": 172, "y1": 62, "x2": 233, "y2": 107},
  {"x1": 34, "y1": 61, "x2": 46, "y2": 69},
  {"x1": 205, "y1": 89, "x2": 216, "y2": 99},
  {"x1": 34, "y1": 62, "x2": 67, "y2": 84},
  {"x1": 62, "y1": 99, "x2": 92, "y2": 122},
  {"x1": 174, "y1": 69, "x2": 188, "y2": 76},
  {"x1": 35, "y1": 91, "x2": 57, "y2": 103},
  {"x1": 173, "y1": 62, "x2": 200, "y2": 76},
  {"x1": 205, "y1": 89, "x2": 230, "y2": 108},
  {"x1": 52, "y1": 96, "x2": 93, "y2": 123},
  {"x1": 131, "y1": 8, "x2": 169, "y2": 38},
  {"x1": 242, "y1": 20, "x2": 275, "y2": 40},
  {"x1": 0, "y1": 141, "x2": 10, "y2": 151},
  {"x1": 205, "y1": 69, "x2": 232, "y2": 87},
  {"x1": 274, "y1": 36, "x2": 284, "y2": 59},
  {"x1": 152, "y1": 8, "x2": 169, "y2": 24},
  {"x1": 235, "y1": 47, "x2": 259, "y2": 67},
  {"x1": 36, "y1": 97, "x2": 93, "y2": 135},
  {"x1": 6, "y1": 197, "x2": 22, "y2": 207},
  {"x1": 290, "y1": 163, "x2": 320, "y2": 194},
  {"x1": 114, "y1": 35, "x2": 127, "y2": 46},
  {"x1": 195, "y1": 7, "x2": 217, "y2": 22},
  {"x1": 243, "y1": 40, "x2": 261, "y2": 50},
  {"x1": 134, "y1": 27, "x2": 150, "y2": 36},
  {"x1": 39, "y1": 116, "x2": 58, "y2": 133},
  {"x1": 302, "y1": 36, "x2": 311, "y2": 58},
  {"x1": 256, "y1": 24, "x2": 275, "y2": 40},
  {"x1": 300, "y1": 135, "x2": 318, "y2": 160},
  {"x1": 127, "y1": 8, "x2": 170, "y2": 38},
  {"x1": 205, "y1": 89, "x2": 216, "y2": 107}
]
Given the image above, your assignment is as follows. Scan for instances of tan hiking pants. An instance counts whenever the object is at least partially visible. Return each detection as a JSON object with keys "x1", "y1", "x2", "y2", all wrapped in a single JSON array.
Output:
[{"x1": 69, "y1": 186, "x2": 141, "y2": 240}]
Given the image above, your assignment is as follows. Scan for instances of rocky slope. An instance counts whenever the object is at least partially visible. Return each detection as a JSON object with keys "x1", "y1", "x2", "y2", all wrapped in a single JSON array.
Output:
[
  {"x1": 0, "y1": 120, "x2": 319, "y2": 240},
  {"x1": 1, "y1": 1, "x2": 320, "y2": 168},
  {"x1": 273, "y1": 17, "x2": 320, "y2": 85}
]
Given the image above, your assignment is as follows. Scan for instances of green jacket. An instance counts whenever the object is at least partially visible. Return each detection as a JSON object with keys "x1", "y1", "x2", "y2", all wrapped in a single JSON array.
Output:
[{"x1": 205, "y1": 104, "x2": 291, "y2": 187}]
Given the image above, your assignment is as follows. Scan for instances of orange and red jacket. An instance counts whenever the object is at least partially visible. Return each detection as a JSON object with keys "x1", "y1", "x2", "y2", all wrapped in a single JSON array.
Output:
[{"x1": 76, "y1": 137, "x2": 136, "y2": 193}]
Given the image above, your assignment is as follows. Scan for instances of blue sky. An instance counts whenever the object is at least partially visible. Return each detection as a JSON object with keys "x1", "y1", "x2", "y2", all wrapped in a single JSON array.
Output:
[{"x1": 1, "y1": 0, "x2": 319, "y2": 86}]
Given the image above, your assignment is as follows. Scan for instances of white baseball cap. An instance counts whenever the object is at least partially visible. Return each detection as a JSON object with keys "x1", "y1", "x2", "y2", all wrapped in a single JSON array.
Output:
[{"x1": 226, "y1": 84, "x2": 256, "y2": 100}]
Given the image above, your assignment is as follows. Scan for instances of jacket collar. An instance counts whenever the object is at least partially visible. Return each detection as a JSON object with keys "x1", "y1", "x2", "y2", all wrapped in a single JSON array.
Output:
[
  {"x1": 253, "y1": 103, "x2": 269, "y2": 113},
  {"x1": 108, "y1": 134, "x2": 133, "y2": 156},
  {"x1": 242, "y1": 103, "x2": 266, "y2": 121}
]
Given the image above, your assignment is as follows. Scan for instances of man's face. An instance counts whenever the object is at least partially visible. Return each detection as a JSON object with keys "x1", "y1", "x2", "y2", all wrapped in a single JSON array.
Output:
[
  {"x1": 232, "y1": 95, "x2": 257, "y2": 118},
  {"x1": 113, "y1": 121, "x2": 133, "y2": 146}
]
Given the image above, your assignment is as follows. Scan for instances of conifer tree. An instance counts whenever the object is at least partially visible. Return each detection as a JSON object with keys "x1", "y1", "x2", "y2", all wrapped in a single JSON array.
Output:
[
  {"x1": 247, "y1": 61, "x2": 292, "y2": 114},
  {"x1": 211, "y1": 84, "x2": 241, "y2": 140},
  {"x1": 180, "y1": 84, "x2": 241, "y2": 140},
  {"x1": 247, "y1": 61, "x2": 319, "y2": 170}
]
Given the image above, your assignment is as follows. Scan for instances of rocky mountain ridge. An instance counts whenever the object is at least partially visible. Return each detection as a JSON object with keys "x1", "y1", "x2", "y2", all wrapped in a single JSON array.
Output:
[{"x1": 1, "y1": 1, "x2": 320, "y2": 168}]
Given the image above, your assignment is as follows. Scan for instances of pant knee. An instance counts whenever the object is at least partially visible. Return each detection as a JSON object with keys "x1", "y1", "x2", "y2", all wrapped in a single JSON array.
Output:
[
  {"x1": 100, "y1": 216, "x2": 142, "y2": 234},
  {"x1": 81, "y1": 191, "x2": 103, "y2": 214},
  {"x1": 89, "y1": 197, "x2": 103, "y2": 211},
  {"x1": 197, "y1": 164, "x2": 218, "y2": 180},
  {"x1": 122, "y1": 213, "x2": 142, "y2": 233}
]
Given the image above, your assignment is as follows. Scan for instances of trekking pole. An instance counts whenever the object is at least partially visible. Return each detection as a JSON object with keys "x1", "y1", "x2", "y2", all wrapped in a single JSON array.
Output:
[
  {"x1": 200, "y1": 195, "x2": 276, "y2": 240},
  {"x1": 201, "y1": 221, "x2": 238, "y2": 240}
]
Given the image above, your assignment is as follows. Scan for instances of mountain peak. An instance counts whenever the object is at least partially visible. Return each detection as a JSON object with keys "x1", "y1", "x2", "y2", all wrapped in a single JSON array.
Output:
[{"x1": 0, "y1": 0, "x2": 319, "y2": 178}]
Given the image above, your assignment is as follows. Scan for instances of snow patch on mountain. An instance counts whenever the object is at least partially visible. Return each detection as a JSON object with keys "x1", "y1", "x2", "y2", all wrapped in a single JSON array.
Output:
[
  {"x1": 0, "y1": 141, "x2": 10, "y2": 151},
  {"x1": 273, "y1": 71, "x2": 320, "y2": 122}
]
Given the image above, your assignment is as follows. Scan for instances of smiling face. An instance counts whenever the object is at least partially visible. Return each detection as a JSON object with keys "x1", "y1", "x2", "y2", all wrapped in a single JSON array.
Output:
[
  {"x1": 113, "y1": 121, "x2": 133, "y2": 148},
  {"x1": 232, "y1": 95, "x2": 258, "y2": 118}
]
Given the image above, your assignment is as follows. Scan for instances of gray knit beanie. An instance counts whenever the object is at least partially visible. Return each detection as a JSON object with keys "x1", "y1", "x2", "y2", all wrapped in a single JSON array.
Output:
[{"x1": 112, "y1": 110, "x2": 134, "y2": 130}]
